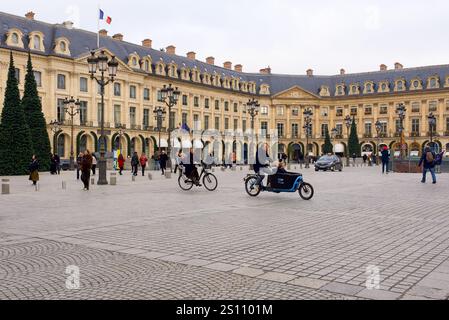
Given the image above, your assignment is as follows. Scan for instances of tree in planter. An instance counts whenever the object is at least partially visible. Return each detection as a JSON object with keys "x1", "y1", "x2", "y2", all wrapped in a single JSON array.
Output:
[
  {"x1": 322, "y1": 127, "x2": 333, "y2": 154},
  {"x1": 348, "y1": 116, "x2": 360, "y2": 157},
  {"x1": 22, "y1": 52, "x2": 51, "y2": 171},
  {"x1": 0, "y1": 52, "x2": 33, "y2": 175}
]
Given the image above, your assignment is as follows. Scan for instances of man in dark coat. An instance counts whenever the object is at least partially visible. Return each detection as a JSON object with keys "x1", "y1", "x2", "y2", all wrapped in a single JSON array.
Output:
[
  {"x1": 131, "y1": 152, "x2": 139, "y2": 176},
  {"x1": 381, "y1": 146, "x2": 390, "y2": 174},
  {"x1": 81, "y1": 150, "x2": 93, "y2": 191},
  {"x1": 418, "y1": 146, "x2": 437, "y2": 184},
  {"x1": 159, "y1": 150, "x2": 168, "y2": 175}
]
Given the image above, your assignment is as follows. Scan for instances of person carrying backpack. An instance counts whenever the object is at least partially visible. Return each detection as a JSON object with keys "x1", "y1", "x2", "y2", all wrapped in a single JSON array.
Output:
[{"x1": 418, "y1": 146, "x2": 437, "y2": 184}]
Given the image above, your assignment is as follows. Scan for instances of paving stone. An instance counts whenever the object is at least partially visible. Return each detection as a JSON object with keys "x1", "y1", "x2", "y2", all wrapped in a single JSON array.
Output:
[
  {"x1": 356, "y1": 289, "x2": 402, "y2": 300},
  {"x1": 205, "y1": 263, "x2": 240, "y2": 272},
  {"x1": 233, "y1": 267, "x2": 265, "y2": 278},
  {"x1": 258, "y1": 272, "x2": 297, "y2": 283},
  {"x1": 157, "y1": 255, "x2": 190, "y2": 263},
  {"x1": 321, "y1": 282, "x2": 365, "y2": 295},
  {"x1": 289, "y1": 277, "x2": 329, "y2": 289}
]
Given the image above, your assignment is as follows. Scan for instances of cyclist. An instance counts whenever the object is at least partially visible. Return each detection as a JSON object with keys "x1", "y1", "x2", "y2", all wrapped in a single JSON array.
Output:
[
  {"x1": 254, "y1": 143, "x2": 277, "y2": 188},
  {"x1": 181, "y1": 148, "x2": 201, "y2": 186}
]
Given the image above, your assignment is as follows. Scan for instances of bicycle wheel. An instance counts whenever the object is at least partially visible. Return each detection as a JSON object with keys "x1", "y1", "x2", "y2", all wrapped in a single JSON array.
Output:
[
  {"x1": 203, "y1": 173, "x2": 218, "y2": 191},
  {"x1": 178, "y1": 175, "x2": 194, "y2": 191},
  {"x1": 298, "y1": 182, "x2": 314, "y2": 200},
  {"x1": 245, "y1": 176, "x2": 261, "y2": 197}
]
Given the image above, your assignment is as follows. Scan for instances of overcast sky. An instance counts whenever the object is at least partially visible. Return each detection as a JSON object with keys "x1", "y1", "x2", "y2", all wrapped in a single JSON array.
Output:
[{"x1": 2, "y1": 0, "x2": 448, "y2": 75}]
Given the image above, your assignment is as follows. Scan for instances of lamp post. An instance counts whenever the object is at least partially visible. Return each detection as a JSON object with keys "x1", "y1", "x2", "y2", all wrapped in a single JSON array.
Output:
[
  {"x1": 396, "y1": 103, "x2": 407, "y2": 159},
  {"x1": 428, "y1": 112, "x2": 436, "y2": 151},
  {"x1": 245, "y1": 98, "x2": 260, "y2": 169},
  {"x1": 87, "y1": 50, "x2": 119, "y2": 185},
  {"x1": 49, "y1": 120, "x2": 61, "y2": 154},
  {"x1": 116, "y1": 123, "x2": 126, "y2": 154},
  {"x1": 344, "y1": 115, "x2": 352, "y2": 167},
  {"x1": 63, "y1": 96, "x2": 80, "y2": 170},
  {"x1": 159, "y1": 84, "x2": 181, "y2": 172},
  {"x1": 303, "y1": 108, "x2": 313, "y2": 168},
  {"x1": 154, "y1": 106, "x2": 166, "y2": 155},
  {"x1": 375, "y1": 120, "x2": 382, "y2": 166},
  {"x1": 331, "y1": 128, "x2": 338, "y2": 154}
]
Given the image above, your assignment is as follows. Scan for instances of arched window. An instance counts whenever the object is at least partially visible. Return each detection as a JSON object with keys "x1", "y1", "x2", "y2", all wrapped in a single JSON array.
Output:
[
  {"x1": 33, "y1": 35, "x2": 41, "y2": 50},
  {"x1": 79, "y1": 135, "x2": 87, "y2": 153},
  {"x1": 144, "y1": 60, "x2": 150, "y2": 72},
  {"x1": 132, "y1": 57, "x2": 137, "y2": 67},
  {"x1": 60, "y1": 41, "x2": 67, "y2": 52},
  {"x1": 11, "y1": 32, "x2": 19, "y2": 44},
  {"x1": 57, "y1": 135, "x2": 65, "y2": 158},
  {"x1": 429, "y1": 78, "x2": 437, "y2": 89}
]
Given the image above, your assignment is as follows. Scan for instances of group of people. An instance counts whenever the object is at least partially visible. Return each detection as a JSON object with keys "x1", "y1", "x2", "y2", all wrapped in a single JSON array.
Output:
[
  {"x1": 50, "y1": 154, "x2": 61, "y2": 175},
  {"x1": 76, "y1": 152, "x2": 97, "y2": 179},
  {"x1": 116, "y1": 151, "x2": 169, "y2": 177}
]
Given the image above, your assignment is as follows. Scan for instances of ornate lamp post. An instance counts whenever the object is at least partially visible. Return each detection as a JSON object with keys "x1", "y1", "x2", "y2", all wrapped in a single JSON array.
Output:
[
  {"x1": 303, "y1": 108, "x2": 313, "y2": 168},
  {"x1": 153, "y1": 106, "x2": 166, "y2": 155},
  {"x1": 396, "y1": 103, "x2": 407, "y2": 159},
  {"x1": 87, "y1": 50, "x2": 119, "y2": 185},
  {"x1": 344, "y1": 115, "x2": 352, "y2": 167},
  {"x1": 49, "y1": 120, "x2": 61, "y2": 154},
  {"x1": 245, "y1": 98, "x2": 260, "y2": 170},
  {"x1": 159, "y1": 84, "x2": 181, "y2": 172},
  {"x1": 428, "y1": 112, "x2": 436, "y2": 150},
  {"x1": 63, "y1": 96, "x2": 80, "y2": 170},
  {"x1": 375, "y1": 120, "x2": 382, "y2": 165},
  {"x1": 116, "y1": 123, "x2": 126, "y2": 154}
]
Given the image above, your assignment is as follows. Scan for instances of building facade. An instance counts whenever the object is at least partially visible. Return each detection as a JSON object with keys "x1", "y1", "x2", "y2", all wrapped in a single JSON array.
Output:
[{"x1": 1, "y1": 11, "x2": 449, "y2": 162}]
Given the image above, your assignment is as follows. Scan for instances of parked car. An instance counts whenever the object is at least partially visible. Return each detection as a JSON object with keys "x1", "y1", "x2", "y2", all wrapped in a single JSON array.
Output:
[
  {"x1": 314, "y1": 155, "x2": 343, "y2": 172},
  {"x1": 60, "y1": 159, "x2": 70, "y2": 171}
]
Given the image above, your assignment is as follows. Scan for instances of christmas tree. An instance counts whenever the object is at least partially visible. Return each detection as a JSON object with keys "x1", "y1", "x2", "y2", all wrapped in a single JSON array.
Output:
[
  {"x1": 348, "y1": 116, "x2": 360, "y2": 157},
  {"x1": 22, "y1": 52, "x2": 51, "y2": 171},
  {"x1": 0, "y1": 52, "x2": 33, "y2": 175}
]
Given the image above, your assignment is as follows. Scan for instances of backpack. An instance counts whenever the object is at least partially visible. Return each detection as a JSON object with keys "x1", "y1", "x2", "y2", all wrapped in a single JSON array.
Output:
[{"x1": 426, "y1": 151, "x2": 434, "y2": 163}]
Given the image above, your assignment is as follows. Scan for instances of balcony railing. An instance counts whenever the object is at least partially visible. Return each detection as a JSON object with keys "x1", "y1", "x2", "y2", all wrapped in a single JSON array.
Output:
[
  {"x1": 410, "y1": 132, "x2": 420, "y2": 137},
  {"x1": 363, "y1": 133, "x2": 373, "y2": 138}
]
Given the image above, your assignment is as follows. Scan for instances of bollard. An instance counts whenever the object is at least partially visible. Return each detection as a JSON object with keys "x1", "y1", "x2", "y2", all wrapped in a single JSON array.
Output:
[
  {"x1": 212, "y1": 168, "x2": 215, "y2": 173},
  {"x1": 1, "y1": 179, "x2": 10, "y2": 195},
  {"x1": 35, "y1": 183, "x2": 39, "y2": 192},
  {"x1": 132, "y1": 175, "x2": 136, "y2": 182},
  {"x1": 240, "y1": 166, "x2": 243, "y2": 171},
  {"x1": 62, "y1": 181, "x2": 67, "y2": 190},
  {"x1": 165, "y1": 172, "x2": 172, "y2": 179},
  {"x1": 91, "y1": 178, "x2": 95, "y2": 185},
  {"x1": 221, "y1": 167, "x2": 226, "y2": 172},
  {"x1": 300, "y1": 163, "x2": 303, "y2": 169},
  {"x1": 110, "y1": 173, "x2": 117, "y2": 186},
  {"x1": 148, "y1": 173, "x2": 153, "y2": 180},
  {"x1": 231, "y1": 166, "x2": 236, "y2": 172}
]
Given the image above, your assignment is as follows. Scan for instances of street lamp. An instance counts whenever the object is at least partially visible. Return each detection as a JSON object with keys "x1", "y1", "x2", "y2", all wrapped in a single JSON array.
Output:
[
  {"x1": 375, "y1": 120, "x2": 382, "y2": 165},
  {"x1": 428, "y1": 112, "x2": 436, "y2": 150},
  {"x1": 396, "y1": 103, "x2": 407, "y2": 159},
  {"x1": 159, "y1": 84, "x2": 181, "y2": 172},
  {"x1": 49, "y1": 120, "x2": 61, "y2": 154},
  {"x1": 87, "y1": 50, "x2": 119, "y2": 185},
  {"x1": 63, "y1": 96, "x2": 80, "y2": 170},
  {"x1": 344, "y1": 115, "x2": 352, "y2": 167},
  {"x1": 116, "y1": 124, "x2": 126, "y2": 154},
  {"x1": 244, "y1": 98, "x2": 260, "y2": 170},
  {"x1": 153, "y1": 106, "x2": 166, "y2": 155},
  {"x1": 303, "y1": 108, "x2": 313, "y2": 168}
]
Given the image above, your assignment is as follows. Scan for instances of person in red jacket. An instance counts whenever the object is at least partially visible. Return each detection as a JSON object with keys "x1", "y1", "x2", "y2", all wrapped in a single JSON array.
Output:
[
  {"x1": 139, "y1": 153, "x2": 148, "y2": 176},
  {"x1": 118, "y1": 153, "x2": 125, "y2": 175}
]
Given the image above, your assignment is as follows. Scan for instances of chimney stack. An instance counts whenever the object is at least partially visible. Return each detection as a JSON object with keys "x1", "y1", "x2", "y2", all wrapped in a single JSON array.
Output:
[
  {"x1": 99, "y1": 29, "x2": 108, "y2": 37},
  {"x1": 142, "y1": 39, "x2": 152, "y2": 48},
  {"x1": 206, "y1": 56, "x2": 215, "y2": 65},
  {"x1": 187, "y1": 51, "x2": 196, "y2": 60},
  {"x1": 112, "y1": 33, "x2": 123, "y2": 41},
  {"x1": 340, "y1": 68, "x2": 345, "y2": 75},
  {"x1": 25, "y1": 11, "x2": 35, "y2": 20},
  {"x1": 306, "y1": 69, "x2": 314, "y2": 77},
  {"x1": 380, "y1": 64, "x2": 388, "y2": 71},
  {"x1": 234, "y1": 64, "x2": 243, "y2": 72},
  {"x1": 166, "y1": 45, "x2": 176, "y2": 55},
  {"x1": 260, "y1": 67, "x2": 272, "y2": 74},
  {"x1": 394, "y1": 62, "x2": 403, "y2": 70},
  {"x1": 63, "y1": 21, "x2": 74, "y2": 29},
  {"x1": 223, "y1": 61, "x2": 232, "y2": 69}
]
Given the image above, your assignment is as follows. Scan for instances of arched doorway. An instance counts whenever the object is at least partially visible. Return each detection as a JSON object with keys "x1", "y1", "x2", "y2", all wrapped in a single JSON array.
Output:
[
  {"x1": 361, "y1": 143, "x2": 374, "y2": 156},
  {"x1": 289, "y1": 144, "x2": 303, "y2": 163},
  {"x1": 57, "y1": 134, "x2": 67, "y2": 158},
  {"x1": 278, "y1": 143, "x2": 286, "y2": 160},
  {"x1": 334, "y1": 143, "x2": 345, "y2": 157},
  {"x1": 79, "y1": 135, "x2": 87, "y2": 153},
  {"x1": 410, "y1": 142, "x2": 420, "y2": 157}
]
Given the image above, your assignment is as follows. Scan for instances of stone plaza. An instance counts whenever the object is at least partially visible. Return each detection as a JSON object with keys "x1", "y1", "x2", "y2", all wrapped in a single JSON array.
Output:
[{"x1": 0, "y1": 166, "x2": 449, "y2": 300}]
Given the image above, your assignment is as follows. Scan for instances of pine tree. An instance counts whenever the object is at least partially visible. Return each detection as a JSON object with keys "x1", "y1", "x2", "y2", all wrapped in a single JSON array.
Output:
[
  {"x1": 322, "y1": 127, "x2": 333, "y2": 154},
  {"x1": 348, "y1": 116, "x2": 360, "y2": 157},
  {"x1": 22, "y1": 52, "x2": 51, "y2": 171},
  {"x1": 0, "y1": 52, "x2": 33, "y2": 175}
]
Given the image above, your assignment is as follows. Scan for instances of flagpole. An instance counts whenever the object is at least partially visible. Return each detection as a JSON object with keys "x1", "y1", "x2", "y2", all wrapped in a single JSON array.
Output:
[{"x1": 97, "y1": 4, "x2": 100, "y2": 49}]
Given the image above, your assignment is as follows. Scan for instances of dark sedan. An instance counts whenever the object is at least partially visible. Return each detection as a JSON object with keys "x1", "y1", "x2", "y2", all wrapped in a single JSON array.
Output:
[{"x1": 314, "y1": 155, "x2": 343, "y2": 172}]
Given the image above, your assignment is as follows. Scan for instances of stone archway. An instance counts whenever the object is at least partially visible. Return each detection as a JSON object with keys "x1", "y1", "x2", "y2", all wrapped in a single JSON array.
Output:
[
  {"x1": 361, "y1": 143, "x2": 374, "y2": 155},
  {"x1": 56, "y1": 133, "x2": 70, "y2": 158},
  {"x1": 289, "y1": 143, "x2": 303, "y2": 163}
]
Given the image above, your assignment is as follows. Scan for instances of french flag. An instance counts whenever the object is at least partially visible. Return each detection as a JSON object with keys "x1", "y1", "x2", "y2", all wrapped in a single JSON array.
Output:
[{"x1": 99, "y1": 9, "x2": 112, "y2": 24}]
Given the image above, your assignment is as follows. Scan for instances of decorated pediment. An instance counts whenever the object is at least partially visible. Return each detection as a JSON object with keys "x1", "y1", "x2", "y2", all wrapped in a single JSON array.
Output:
[{"x1": 273, "y1": 85, "x2": 319, "y2": 100}]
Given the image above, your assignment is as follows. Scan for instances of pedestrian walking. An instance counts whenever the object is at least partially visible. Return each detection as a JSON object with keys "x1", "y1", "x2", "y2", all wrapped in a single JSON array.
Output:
[
  {"x1": 80, "y1": 150, "x2": 93, "y2": 191},
  {"x1": 381, "y1": 146, "x2": 390, "y2": 174},
  {"x1": 174, "y1": 150, "x2": 183, "y2": 174},
  {"x1": 419, "y1": 146, "x2": 437, "y2": 184},
  {"x1": 91, "y1": 154, "x2": 97, "y2": 175},
  {"x1": 140, "y1": 153, "x2": 148, "y2": 176},
  {"x1": 131, "y1": 152, "x2": 139, "y2": 176},
  {"x1": 54, "y1": 154, "x2": 61, "y2": 175},
  {"x1": 118, "y1": 153, "x2": 125, "y2": 175},
  {"x1": 363, "y1": 154, "x2": 368, "y2": 164},
  {"x1": 76, "y1": 152, "x2": 83, "y2": 180},
  {"x1": 50, "y1": 154, "x2": 57, "y2": 175},
  {"x1": 28, "y1": 155, "x2": 39, "y2": 186},
  {"x1": 159, "y1": 150, "x2": 168, "y2": 175}
]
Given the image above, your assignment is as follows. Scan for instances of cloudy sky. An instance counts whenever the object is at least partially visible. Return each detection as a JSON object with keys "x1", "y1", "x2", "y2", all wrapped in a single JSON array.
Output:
[{"x1": 2, "y1": 0, "x2": 448, "y2": 75}]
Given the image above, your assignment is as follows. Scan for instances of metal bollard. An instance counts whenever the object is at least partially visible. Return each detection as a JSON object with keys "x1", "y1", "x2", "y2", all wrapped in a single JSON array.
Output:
[
  {"x1": 132, "y1": 175, "x2": 136, "y2": 182},
  {"x1": 110, "y1": 173, "x2": 117, "y2": 186},
  {"x1": 148, "y1": 173, "x2": 153, "y2": 180},
  {"x1": 62, "y1": 181, "x2": 67, "y2": 190},
  {"x1": 91, "y1": 178, "x2": 95, "y2": 185},
  {"x1": 212, "y1": 168, "x2": 215, "y2": 173},
  {"x1": 1, "y1": 179, "x2": 10, "y2": 195},
  {"x1": 221, "y1": 167, "x2": 226, "y2": 172},
  {"x1": 165, "y1": 172, "x2": 172, "y2": 179},
  {"x1": 240, "y1": 166, "x2": 243, "y2": 171},
  {"x1": 35, "y1": 183, "x2": 39, "y2": 192}
]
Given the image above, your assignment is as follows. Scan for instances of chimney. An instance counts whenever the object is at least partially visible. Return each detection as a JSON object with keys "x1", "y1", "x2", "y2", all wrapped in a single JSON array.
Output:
[
  {"x1": 234, "y1": 64, "x2": 243, "y2": 72},
  {"x1": 187, "y1": 51, "x2": 196, "y2": 60},
  {"x1": 260, "y1": 67, "x2": 271, "y2": 74},
  {"x1": 99, "y1": 29, "x2": 108, "y2": 37},
  {"x1": 142, "y1": 39, "x2": 152, "y2": 48},
  {"x1": 112, "y1": 33, "x2": 123, "y2": 41},
  {"x1": 25, "y1": 11, "x2": 35, "y2": 20},
  {"x1": 380, "y1": 64, "x2": 388, "y2": 71},
  {"x1": 306, "y1": 69, "x2": 314, "y2": 77},
  {"x1": 63, "y1": 21, "x2": 74, "y2": 29},
  {"x1": 340, "y1": 69, "x2": 345, "y2": 75},
  {"x1": 206, "y1": 56, "x2": 215, "y2": 65},
  {"x1": 394, "y1": 62, "x2": 403, "y2": 70},
  {"x1": 223, "y1": 61, "x2": 232, "y2": 69},
  {"x1": 166, "y1": 45, "x2": 176, "y2": 55}
]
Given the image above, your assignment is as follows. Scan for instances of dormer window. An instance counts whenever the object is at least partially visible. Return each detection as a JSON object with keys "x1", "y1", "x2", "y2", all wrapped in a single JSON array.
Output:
[
  {"x1": 11, "y1": 33, "x2": 19, "y2": 44},
  {"x1": 7, "y1": 29, "x2": 24, "y2": 48},
  {"x1": 54, "y1": 37, "x2": 70, "y2": 55},
  {"x1": 428, "y1": 76, "x2": 439, "y2": 89},
  {"x1": 132, "y1": 57, "x2": 138, "y2": 67},
  {"x1": 319, "y1": 86, "x2": 330, "y2": 97},
  {"x1": 364, "y1": 82, "x2": 374, "y2": 94},
  {"x1": 378, "y1": 81, "x2": 389, "y2": 93},
  {"x1": 336, "y1": 84, "x2": 345, "y2": 96},
  {"x1": 33, "y1": 35, "x2": 41, "y2": 50},
  {"x1": 349, "y1": 84, "x2": 360, "y2": 95},
  {"x1": 260, "y1": 84, "x2": 270, "y2": 95},
  {"x1": 60, "y1": 41, "x2": 67, "y2": 52},
  {"x1": 395, "y1": 79, "x2": 406, "y2": 92},
  {"x1": 29, "y1": 32, "x2": 45, "y2": 52}
]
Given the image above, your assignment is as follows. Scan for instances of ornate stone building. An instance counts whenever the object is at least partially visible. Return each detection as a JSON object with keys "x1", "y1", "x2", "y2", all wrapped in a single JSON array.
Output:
[{"x1": 1, "y1": 11, "x2": 448, "y2": 162}]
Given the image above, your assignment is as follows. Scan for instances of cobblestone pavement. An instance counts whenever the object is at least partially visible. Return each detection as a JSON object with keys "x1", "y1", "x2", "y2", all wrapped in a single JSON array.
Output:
[{"x1": 1, "y1": 166, "x2": 449, "y2": 300}]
